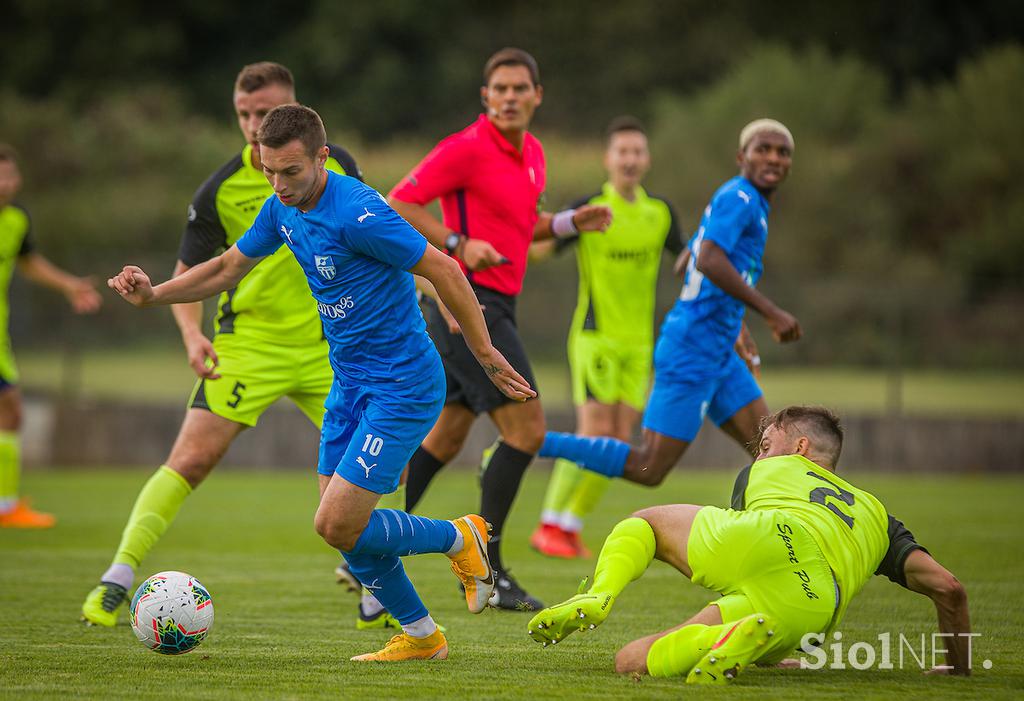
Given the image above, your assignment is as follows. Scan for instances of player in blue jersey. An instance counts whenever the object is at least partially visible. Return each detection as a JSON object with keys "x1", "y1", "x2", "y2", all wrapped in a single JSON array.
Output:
[
  {"x1": 108, "y1": 104, "x2": 536, "y2": 662},
  {"x1": 538, "y1": 119, "x2": 802, "y2": 485}
]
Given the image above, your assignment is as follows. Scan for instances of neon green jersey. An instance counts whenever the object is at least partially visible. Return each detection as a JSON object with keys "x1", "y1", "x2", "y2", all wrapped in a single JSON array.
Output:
[
  {"x1": 0, "y1": 203, "x2": 35, "y2": 347},
  {"x1": 731, "y1": 454, "x2": 898, "y2": 631},
  {"x1": 560, "y1": 183, "x2": 682, "y2": 342},
  {"x1": 178, "y1": 143, "x2": 361, "y2": 346}
]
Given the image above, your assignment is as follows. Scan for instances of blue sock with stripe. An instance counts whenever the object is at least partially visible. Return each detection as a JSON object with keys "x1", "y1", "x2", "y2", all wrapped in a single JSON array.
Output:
[
  {"x1": 341, "y1": 553, "x2": 428, "y2": 626},
  {"x1": 539, "y1": 432, "x2": 630, "y2": 478},
  {"x1": 348, "y1": 509, "x2": 458, "y2": 557}
]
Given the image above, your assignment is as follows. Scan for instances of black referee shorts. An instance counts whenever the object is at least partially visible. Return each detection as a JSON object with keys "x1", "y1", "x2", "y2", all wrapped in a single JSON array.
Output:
[{"x1": 424, "y1": 284, "x2": 539, "y2": 415}]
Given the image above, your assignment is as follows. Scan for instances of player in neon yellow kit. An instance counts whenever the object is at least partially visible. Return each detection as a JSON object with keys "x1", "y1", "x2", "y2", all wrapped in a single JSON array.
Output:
[
  {"x1": 0, "y1": 144, "x2": 102, "y2": 528},
  {"x1": 529, "y1": 406, "x2": 973, "y2": 682},
  {"x1": 79, "y1": 63, "x2": 392, "y2": 627},
  {"x1": 528, "y1": 117, "x2": 684, "y2": 558}
]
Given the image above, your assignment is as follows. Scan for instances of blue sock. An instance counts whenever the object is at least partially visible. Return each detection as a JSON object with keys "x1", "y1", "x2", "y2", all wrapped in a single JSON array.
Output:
[
  {"x1": 342, "y1": 553, "x2": 428, "y2": 626},
  {"x1": 539, "y1": 432, "x2": 629, "y2": 478},
  {"x1": 348, "y1": 509, "x2": 457, "y2": 557}
]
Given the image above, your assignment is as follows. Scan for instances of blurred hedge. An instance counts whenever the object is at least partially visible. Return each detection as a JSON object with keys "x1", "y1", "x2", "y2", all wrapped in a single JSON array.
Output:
[{"x1": 5, "y1": 45, "x2": 1022, "y2": 369}]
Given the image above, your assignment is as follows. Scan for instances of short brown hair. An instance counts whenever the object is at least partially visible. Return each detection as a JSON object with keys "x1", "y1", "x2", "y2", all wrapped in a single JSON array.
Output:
[
  {"x1": 0, "y1": 143, "x2": 19, "y2": 165},
  {"x1": 257, "y1": 104, "x2": 326, "y2": 158},
  {"x1": 606, "y1": 115, "x2": 646, "y2": 143},
  {"x1": 759, "y1": 405, "x2": 844, "y2": 469},
  {"x1": 483, "y1": 47, "x2": 540, "y2": 86},
  {"x1": 235, "y1": 62, "x2": 295, "y2": 94}
]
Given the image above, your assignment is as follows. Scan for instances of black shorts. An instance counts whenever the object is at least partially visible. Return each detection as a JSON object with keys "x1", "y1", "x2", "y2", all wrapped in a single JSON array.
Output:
[{"x1": 425, "y1": 284, "x2": 538, "y2": 415}]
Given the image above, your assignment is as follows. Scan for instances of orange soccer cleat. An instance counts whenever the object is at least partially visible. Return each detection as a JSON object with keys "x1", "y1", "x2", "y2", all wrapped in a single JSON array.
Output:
[{"x1": 0, "y1": 499, "x2": 56, "y2": 529}]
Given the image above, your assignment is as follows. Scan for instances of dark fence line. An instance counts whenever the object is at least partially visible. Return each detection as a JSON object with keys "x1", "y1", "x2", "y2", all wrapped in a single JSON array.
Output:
[{"x1": 23, "y1": 394, "x2": 1024, "y2": 473}]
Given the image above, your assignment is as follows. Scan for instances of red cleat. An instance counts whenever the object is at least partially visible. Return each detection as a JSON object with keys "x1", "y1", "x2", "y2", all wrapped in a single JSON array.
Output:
[
  {"x1": 565, "y1": 530, "x2": 592, "y2": 559},
  {"x1": 529, "y1": 523, "x2": 576, "y2": 559}
]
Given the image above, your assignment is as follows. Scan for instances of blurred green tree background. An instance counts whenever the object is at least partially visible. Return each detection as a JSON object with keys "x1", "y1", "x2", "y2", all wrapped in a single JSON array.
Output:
[{"x1": 2, "y1": 1, "x2": 1021, "y2": 369}]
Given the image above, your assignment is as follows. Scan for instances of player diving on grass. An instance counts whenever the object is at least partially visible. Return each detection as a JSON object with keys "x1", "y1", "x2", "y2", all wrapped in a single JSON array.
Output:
[
  {"x1": 108, "y1": 104, "x2": 536, "y2": 662},
  {"x1": 528, "y1": 406, "x2": 973, "y2": 683},
  {"x1": 0, "y1": 144, "x2": 102, "y2": 529},
  {"x1": 527, "y1": 116, "x2": 685, "y2": 559},
  {"x1": 537, "y1": 119, "x2": 802, "y2": 488},
  {"x1": 79, "y1": 62, "x2": 393, "y2": 629}
]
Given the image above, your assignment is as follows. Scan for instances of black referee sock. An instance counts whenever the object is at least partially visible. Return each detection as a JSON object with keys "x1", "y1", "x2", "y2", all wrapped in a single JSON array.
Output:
[
  {"x1": 405, "y1": 446, "x2": 446, "y2": 513},
  {"x1": 480, "y1": 441, "x2": 534, "y2": 572}
]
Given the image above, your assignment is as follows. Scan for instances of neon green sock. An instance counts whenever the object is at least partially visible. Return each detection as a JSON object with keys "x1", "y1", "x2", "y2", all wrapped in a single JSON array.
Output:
[
  {"x1": 563, "y1": 470, "x2": 611, "y2": 526},
  {"x1": 590, "y1": 517, "x2": 656, "y2": 596},
  {"x1": 378, "y1": 484, "x2": 406, "y2": 511},
  {"x1": 0, "y1": 430, "x2": 19, "y2": 509},
  {"x1": 540, "y1": 459, "x2": 585, "y2": 521},
  {"x1": 112, "y1": 465, "x2": 192, "y2": 569},
  {"x1": 646, "y1": 622, "x2": 725, "y2": 677}
]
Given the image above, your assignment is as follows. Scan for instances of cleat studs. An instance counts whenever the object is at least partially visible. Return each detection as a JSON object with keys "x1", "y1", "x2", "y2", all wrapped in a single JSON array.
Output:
[
  {"x1": 756, "y1": 617, "x2": 764, "y2": 624},
  {"x1": 767, "y1": 629, "x2": 775, "y2": 637},
  {"x1": 694, "y1": 668, "x2": 701, "y2": 675},
  {"x1": 542, "y1": 642, "x2": 548, "y2": 648},
  {"x1": 709, "y1": 656, "x2": 717, "y2": 664},
  {"x1": 589, "y1": 624, "x2": 596, "y2": 629}
]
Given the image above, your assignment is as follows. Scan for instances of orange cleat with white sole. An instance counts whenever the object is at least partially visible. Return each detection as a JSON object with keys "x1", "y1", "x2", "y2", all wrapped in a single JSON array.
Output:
[
  {"x1": 448, "y1": 514, "x2": 495, "y2": 613},
  {"x1": 0, "y1": 499, "x2": 56, "y2": 529},
  {"x1": 350, "y1": 629, "x2": 448, "y2": 662}
]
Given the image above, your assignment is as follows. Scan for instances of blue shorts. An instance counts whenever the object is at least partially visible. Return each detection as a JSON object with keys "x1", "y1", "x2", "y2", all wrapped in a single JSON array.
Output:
[
  {"x1": 642, "y1": 336, "x2": 762, "y2": 442},
  {"x1": 317, "y1": 356, "x2": 446, "y2": 494}
]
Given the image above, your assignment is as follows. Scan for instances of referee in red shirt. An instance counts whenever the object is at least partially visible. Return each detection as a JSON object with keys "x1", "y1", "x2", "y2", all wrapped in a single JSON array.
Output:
[{"x1": 389, "y1": 48, "x2": 611, "y2": 610}]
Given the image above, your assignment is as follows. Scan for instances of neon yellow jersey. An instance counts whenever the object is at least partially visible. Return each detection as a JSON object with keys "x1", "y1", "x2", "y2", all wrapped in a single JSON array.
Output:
[
  {"x1": 561, "y1": 183, "x2": 682, "y2": 343},
  {"x1": 731, "y1": 454, "x2": 891, "y2": 632},
  {"x1": 178, "y1": 143, "x2": 361, "y2": 346},
  {"x1": 0, "y1": 203, "x2": 35, "y2": 348}
]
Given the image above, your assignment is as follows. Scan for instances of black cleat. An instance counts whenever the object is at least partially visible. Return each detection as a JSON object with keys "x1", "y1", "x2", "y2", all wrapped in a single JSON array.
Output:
[{"x1": 488, "y1": 570, "x2": 544, "y2": 611}]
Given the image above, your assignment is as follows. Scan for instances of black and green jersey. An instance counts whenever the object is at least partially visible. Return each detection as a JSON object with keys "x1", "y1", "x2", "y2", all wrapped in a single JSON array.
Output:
[
  {"x1": 0, "y1": 203, "x2": 36, "y2": 341},
  {"x1": 178, "y1": 143, "x2": 361, "y2": 346},
  {"x1": 731, "y1": 455, "x2": 928, "y2": 632},
  {"x1": 558, "y1": 183, "x2": 683, "y2": 343}
]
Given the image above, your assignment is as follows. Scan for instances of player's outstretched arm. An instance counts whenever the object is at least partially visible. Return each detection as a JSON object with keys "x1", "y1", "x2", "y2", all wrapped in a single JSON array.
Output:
[
  {"x1": 108, "y1": 245, "x2": 261, "y2": 308},
  {"x1": 410, "y1": 245, "x2": 536, "y2": 402},
  {"x1": 17, "y1": 253, "x2": 102, "y2": 314},
  {"x1": 533, "y1": 204, "x2": 612, "y2": 242},
  {"x1": 696, "y1": 240, "x2": 801, "y2": 343},
  {"x1": 903, "y1": 549, "x2": 972, "y2": 675}
]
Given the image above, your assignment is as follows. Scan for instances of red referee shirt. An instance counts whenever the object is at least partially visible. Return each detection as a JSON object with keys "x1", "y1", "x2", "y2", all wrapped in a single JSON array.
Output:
[{"x1": 389, "y1": 114, "x2": 546, "y2": 297}]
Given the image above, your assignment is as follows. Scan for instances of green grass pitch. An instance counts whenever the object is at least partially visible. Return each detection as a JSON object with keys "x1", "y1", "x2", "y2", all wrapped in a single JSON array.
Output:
[{"x1": 1, "y1": 466, "x2": 1021, "y2": 699}]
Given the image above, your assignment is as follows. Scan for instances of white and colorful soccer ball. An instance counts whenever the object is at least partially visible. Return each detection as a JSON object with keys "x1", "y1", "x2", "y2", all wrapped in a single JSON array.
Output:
[{"x1": 129, "y1": 571, "x2": 214, "y2": 655}]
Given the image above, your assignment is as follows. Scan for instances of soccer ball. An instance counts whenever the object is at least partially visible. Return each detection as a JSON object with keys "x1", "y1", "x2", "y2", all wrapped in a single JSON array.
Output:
[{"x1": 129, "y1": 571, "x2": 214, "y2": 655}]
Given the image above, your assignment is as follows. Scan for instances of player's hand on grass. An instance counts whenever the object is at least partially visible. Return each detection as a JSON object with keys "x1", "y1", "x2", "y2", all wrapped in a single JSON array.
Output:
[
  {"x1": 183, "y1": 331, "x2": 221, "y2": 380},
  {"x1": 108, "y1": 265, "x2": 155, "y2": 307},
  {"x1": 573, "y1": 204, "x2": 612, "y2": 232},
  {"x1": 924, "y1": 665, "x2": 967, "y2": 676},
  {"x1": 766, "y1": 306, "x2": 802, "y2": 343},
  {"x1": 461, "y1": 239, "x2": 508, "y2": 271},
  {"x1": 66, "y1": 277, "x2": 102, "y2": 314},
  {"x1": 477, "y1": 347, "x2": 537, "y2": 402}
]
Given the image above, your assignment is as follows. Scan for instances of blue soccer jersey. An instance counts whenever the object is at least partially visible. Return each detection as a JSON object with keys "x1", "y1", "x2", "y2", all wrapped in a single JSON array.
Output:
[
  {"x1": 663, "y1": 176, "x2": 770, "y2": 361},
  {"x1": 236, "y1": 171, "x2": 437, "y2": 386}
]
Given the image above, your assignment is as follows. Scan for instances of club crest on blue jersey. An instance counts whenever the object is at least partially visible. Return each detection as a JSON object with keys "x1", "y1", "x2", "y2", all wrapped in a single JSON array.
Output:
[{"x1": 315, "y1": 255, "x2": 337, "y2": 280}]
